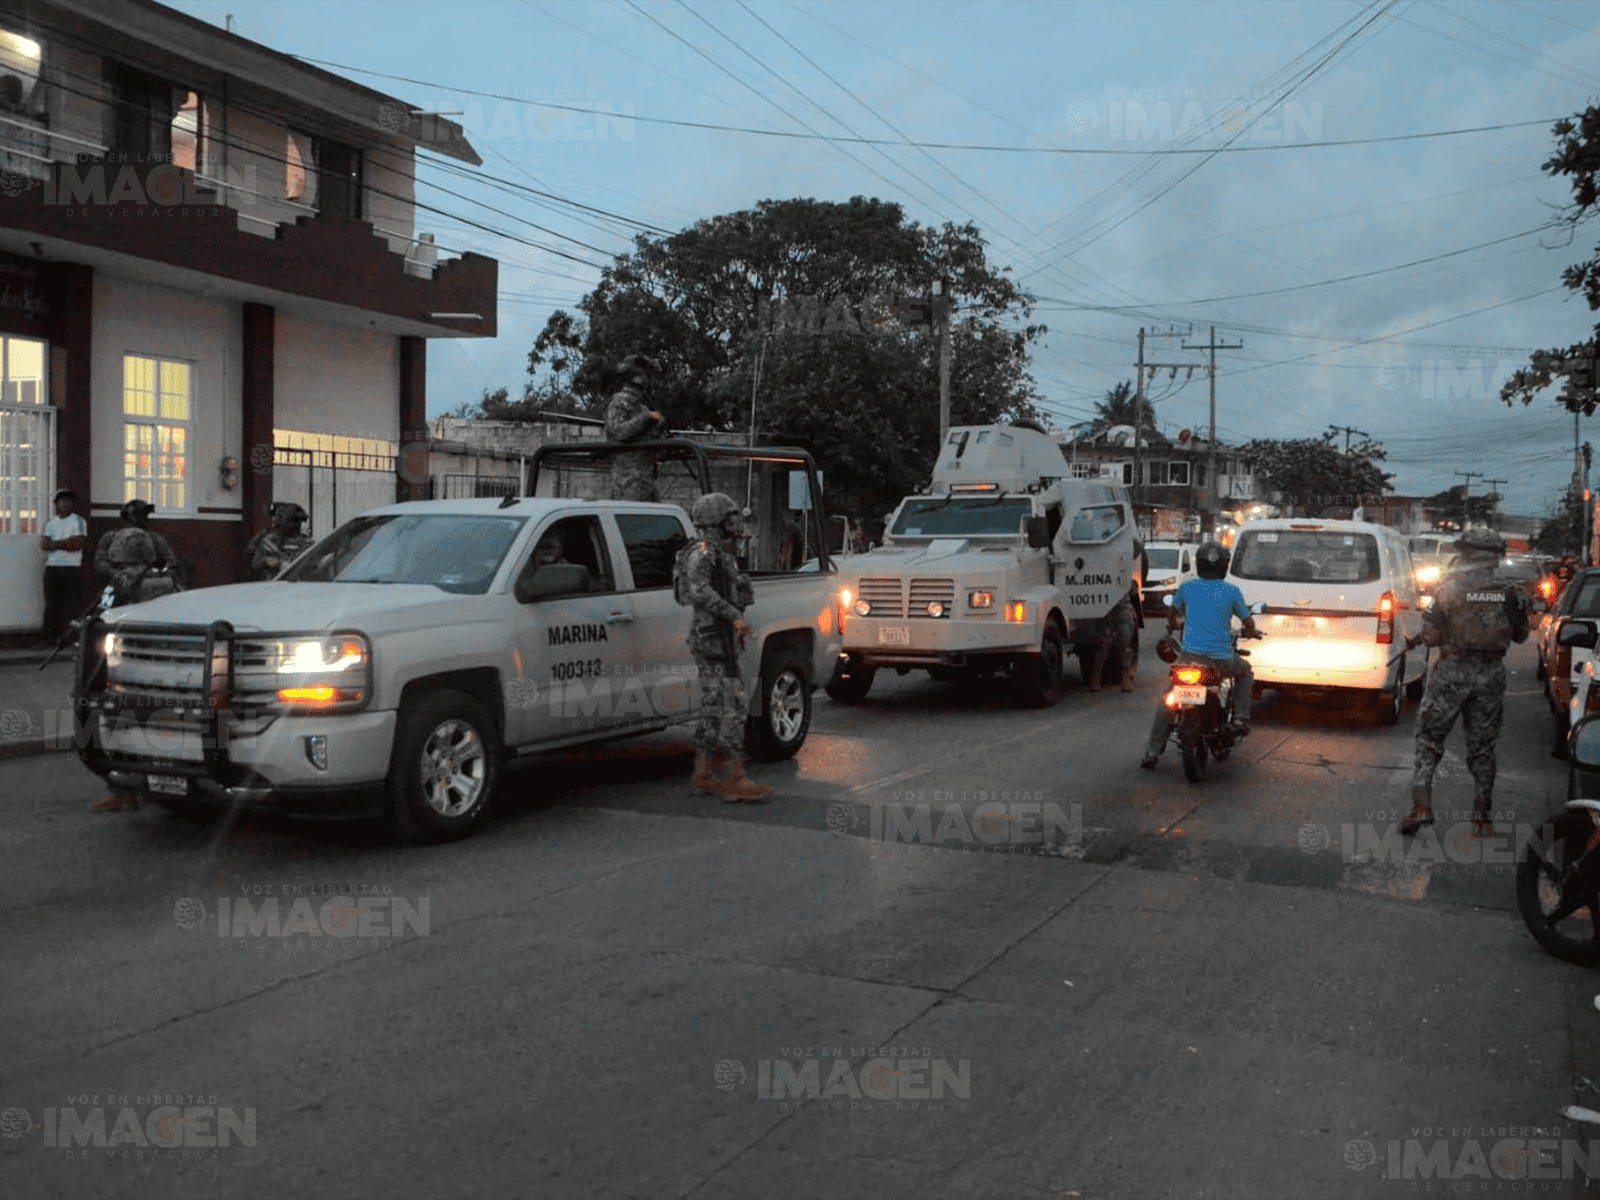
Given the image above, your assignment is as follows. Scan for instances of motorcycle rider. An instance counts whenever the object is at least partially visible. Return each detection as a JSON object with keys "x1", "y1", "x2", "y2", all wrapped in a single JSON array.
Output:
[
  {"x1": 1140, "y1": 539, "x2": 1259, "y2": 770},
  {"x1": 1399, "y1": 526, "x2": 1530, "y2": 838}
]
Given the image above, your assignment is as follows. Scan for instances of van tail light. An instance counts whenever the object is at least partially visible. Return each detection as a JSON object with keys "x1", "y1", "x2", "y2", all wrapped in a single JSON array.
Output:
[{"x1": 1376, "y1": 591, "x2": 1396, "y2": 645}]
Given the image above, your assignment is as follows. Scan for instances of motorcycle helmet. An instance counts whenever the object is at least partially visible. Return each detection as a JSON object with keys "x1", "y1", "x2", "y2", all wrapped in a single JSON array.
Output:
[{"x1": 1195, "y1": 540, "x2": 1230, "y2": 580}]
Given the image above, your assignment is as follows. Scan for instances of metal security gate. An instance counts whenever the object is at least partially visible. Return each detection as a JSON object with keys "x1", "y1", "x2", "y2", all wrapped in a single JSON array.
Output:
[
  {"x1": 0, "y1": 335, "x2": 52, "y2": 630},
  {"x1": 272, "y1": 447, "x2": 396, "y2": 538}
]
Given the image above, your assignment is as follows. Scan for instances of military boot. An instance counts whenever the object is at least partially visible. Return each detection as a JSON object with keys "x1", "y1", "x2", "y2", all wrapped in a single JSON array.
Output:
[
  {"x1": 719, "y1": 758, "x2": 772, "y2": 802},
  {"x1": 1399, "y1": 785, "x2": 1433, "y2": 837},
  {"x1": 1120, "y1": 662, "x2": 1137, "y2": 692},
  {"x1": 1472, "y1": 797, "x2": 1493, "y2": 839},
  {"x1": 691, "y1": 750, "x2": 726, "y2": 795}
]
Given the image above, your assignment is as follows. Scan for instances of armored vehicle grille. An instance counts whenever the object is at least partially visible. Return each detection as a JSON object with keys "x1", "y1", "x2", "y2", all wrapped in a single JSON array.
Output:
[
  {"x1": 909, "y1": 578, "x2": 955, "y2": 615},
  {"x1": 858, "y1": 577, "x2": 905, "y2": 618}
]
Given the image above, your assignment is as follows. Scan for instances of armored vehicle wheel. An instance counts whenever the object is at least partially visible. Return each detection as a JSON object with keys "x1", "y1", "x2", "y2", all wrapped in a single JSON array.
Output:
[
  {"x1": 746, "y1": 650, "x2": 811, "y2": 761},
  {"x1": 388, "y1": 689, "x2": 500, "y2": 843},
  {"x1": 826, "y1": 661, "x2": 876, "y2": 704},
  {"x1": 1013, "y1": 620, "x2": 1066, "y2": 708}
]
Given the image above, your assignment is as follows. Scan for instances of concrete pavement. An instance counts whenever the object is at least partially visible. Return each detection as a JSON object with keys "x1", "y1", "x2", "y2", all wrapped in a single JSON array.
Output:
[
  {"x1": 3, "y1": 789, "x2": 1599, "y2": 1199},
  {"x1": 0, "y1": 649, "x2": 77, "y2": 759}
]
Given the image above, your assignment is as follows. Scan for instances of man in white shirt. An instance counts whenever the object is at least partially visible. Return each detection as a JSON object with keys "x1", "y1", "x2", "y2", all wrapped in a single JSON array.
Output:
[{"x1": 39, "y1": 487, "x2": 87, "y2": 643}]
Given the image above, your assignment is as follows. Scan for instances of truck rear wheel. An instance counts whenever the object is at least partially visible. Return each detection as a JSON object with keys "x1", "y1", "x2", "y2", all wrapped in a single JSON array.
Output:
[
  {"x1": 746, "y1": 650, "x2": 812, "y2": 761},
  {"x1": 388, "y1": 689, "x2": 500, "y2": 843},
  {"x1": 1013, "y1": 620, "x2": 1066, "y2": 707}
]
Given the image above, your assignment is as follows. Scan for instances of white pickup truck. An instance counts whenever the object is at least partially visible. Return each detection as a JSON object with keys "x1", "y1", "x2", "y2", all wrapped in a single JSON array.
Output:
[{"x1": 73, "y1": 442, "x2": 843, "y2": 841}]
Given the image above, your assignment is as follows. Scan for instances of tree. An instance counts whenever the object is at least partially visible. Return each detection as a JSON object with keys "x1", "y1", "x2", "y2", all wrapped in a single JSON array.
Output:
[
  {"x1": 529, "y1": 196, "x2": 1044, "y2": 519},
  {"x1": 1502, "y1": 108, "x2": 1600, "y2": 413},
  {"x1": 1091, "y1": 380, "x2": 1157, "y2": 440},
  {"x1": 1241, "y1": 427, "x2": 1392, "y2": 515},
  {"x1": 1425, "y1": 484, "x2": 1498, "y2": 527},
  {"x1": 1535, "y1": 491, "x2": 1587, "y2": 556}
]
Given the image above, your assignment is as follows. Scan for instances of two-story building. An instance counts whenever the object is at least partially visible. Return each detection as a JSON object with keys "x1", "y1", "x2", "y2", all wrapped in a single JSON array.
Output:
[
  {"x1": 1058, "y1": 424, "x2": 1259, "y2": 539},
  {"x1": 0, "y1": 0, "x2": 497, "y2": 630}
]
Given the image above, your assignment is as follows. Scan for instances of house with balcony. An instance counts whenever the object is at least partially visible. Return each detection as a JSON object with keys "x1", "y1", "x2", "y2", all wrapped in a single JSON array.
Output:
[
  {"x1": 1057, "y1": 424, "x2": 1259, "y2": 539},
  {"x1": 0, "y1": 0, "x2": 497, "y2": 630}
]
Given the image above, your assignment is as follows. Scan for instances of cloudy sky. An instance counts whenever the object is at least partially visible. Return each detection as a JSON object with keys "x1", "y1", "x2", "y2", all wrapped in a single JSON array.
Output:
[{"x1": 171, "y1": 0, "x2": 1600, "y2": 516}]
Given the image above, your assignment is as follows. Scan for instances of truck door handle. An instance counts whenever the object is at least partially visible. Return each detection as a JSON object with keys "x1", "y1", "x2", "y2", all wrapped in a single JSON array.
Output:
[{"x1": 605, "y1": 611, "x2": 633, "y2": 624}]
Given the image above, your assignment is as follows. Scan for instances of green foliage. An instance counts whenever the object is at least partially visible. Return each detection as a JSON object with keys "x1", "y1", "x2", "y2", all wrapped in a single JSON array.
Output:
[
  {"x1": 1503, "y1": 109, "x2": 1600, "y2": 413},
  {"x1": 1534, "y1": 492, "x2": 1587, "y2": 556},
  {"x1": 1241, "y1": 426, "x2": 1392, "y2": 513},
  {"x1": 528, "y1": 196, "x2": 1043, "y2": 517},
  {"x1": 1092, "y1": 380, "x2": 1157, "y2": 438}
]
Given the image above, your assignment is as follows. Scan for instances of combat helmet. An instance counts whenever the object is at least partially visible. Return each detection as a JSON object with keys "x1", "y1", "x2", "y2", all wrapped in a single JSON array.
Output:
[
  {"x1": 1195, "y1": 539, "x2": 1230, "y2": 580},
  {"x1": 690, "y1": 492, "x2": 741, "y2": 531},
  {"x1": 120, "y1": 498, "x2": 155, "y2": 524},
  {"x1": 1454, "y1": 527, "x2": 1504, "y2": 556},
  {"x1": 271, "y1": 501, "x2": 309, "y2": 527}
]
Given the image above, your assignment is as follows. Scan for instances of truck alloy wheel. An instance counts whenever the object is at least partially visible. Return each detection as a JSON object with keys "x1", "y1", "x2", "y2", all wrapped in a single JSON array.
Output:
[
  {"x1": 388, "y1": 689, "x2": 500, "y2": 843},
  {"x1": 746, "y1": 651, "x2": 812, "y2": 761}
]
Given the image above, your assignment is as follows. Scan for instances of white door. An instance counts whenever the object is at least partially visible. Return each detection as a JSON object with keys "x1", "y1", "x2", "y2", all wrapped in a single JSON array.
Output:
[{"x1": 0, "y1": 335, "x2": 51, "y2": 632}]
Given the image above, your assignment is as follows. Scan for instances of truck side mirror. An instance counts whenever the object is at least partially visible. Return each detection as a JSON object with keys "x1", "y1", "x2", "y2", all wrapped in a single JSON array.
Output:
[
  {"x1": 1026, "y1": 517, "x2": 1051, "y2": 549},
  {"x1": 1162, "y1": 594, "x2": 1175, "y2": 608},
  {"x1": 1249, "y1": 601, "x2": 1267, "y2": 615},
  {"x1": 515, "y1": 562, "x2": 592, "y2": 603},
  {"x1": 1559, "y1": 620, "x2": 1599, "y2": 651}
]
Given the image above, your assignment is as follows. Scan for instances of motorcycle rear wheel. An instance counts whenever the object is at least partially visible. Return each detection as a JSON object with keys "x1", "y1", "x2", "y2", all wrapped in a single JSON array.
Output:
[
  {"x1": 1517, "y1": 812, "x2": 1600, "y2": 966},
  {"x1": 1179, "y1": 712, "x2": 1209, "y2": 783}
]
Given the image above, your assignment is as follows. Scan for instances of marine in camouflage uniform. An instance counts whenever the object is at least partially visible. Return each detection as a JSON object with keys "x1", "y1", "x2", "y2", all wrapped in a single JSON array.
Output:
[
  {"x1": 605, "y1": 353, "x2": 666, "y2": 502},
  {"x1": 244, "y1": 502, "x2": 312, "y2": 580},
  {"x1": 95, "y1": 499, "x2": 179, "y2": 605},
  {"x1": 1400, "y1": 527, "x2": 1530, "y2": 838},
  {"x1": 675, "y1": 492, "x2": 770, "y2": 801},
  {"x1": 1088, "y1": 590, "x2": 1138, "y2": 692}
]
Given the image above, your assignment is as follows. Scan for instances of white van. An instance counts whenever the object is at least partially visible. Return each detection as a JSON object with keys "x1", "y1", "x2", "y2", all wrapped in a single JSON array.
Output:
[
  {"x1": 1226, "y1": 518, "x2": 1428, "y2": 723},
  {"x1": 1141, "y1": 541, "x2": 1198, "y2": 617}
]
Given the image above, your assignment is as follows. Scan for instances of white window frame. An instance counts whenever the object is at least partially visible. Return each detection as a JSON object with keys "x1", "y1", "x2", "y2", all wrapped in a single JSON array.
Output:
[
  {"x1": 0, "y1": 333, "x2": 51, "y2": 535},
  {"x1": 121, "y1": 352, "x2": 193, "y2": 513}
]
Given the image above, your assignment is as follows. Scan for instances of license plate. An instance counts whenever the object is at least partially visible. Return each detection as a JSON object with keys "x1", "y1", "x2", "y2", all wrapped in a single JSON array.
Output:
[
  {"x1": 147, "y1": 774, "x2": 189, "y2": 796},
  {"x1": 878, "y1": 626, "x2": 911, "y2": 646},
  {"x1": 1283, "y1": 617, "x2": 1315, "y2": 634},
  {"x1": 1171, "y1": 685, "x2": 1206, "y2": 706}
]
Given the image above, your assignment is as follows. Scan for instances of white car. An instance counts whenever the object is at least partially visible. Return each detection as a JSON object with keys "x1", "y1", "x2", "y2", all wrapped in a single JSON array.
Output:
[
  {"x1": 1141, "y1": 542, "x2": 1198, "y2": 618},
  {"x1": 1227, "y1": 518, "x2": 1428, "y2": 724}
]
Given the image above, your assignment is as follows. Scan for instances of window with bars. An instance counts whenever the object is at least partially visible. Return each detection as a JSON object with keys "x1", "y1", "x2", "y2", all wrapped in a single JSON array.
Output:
[
  {"x1": 122, "y1": 354, "x2": 190, "y2": 511},
  {"x1": 0, "y1": 334, "x2": 49, "y2": 535}
]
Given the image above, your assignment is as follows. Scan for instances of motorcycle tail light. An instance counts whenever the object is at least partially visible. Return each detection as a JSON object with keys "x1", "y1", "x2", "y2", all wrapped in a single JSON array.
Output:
[
  {"x1": 1376, "y1": 591, "x2": 1396, "y2": 645},
  {"x1": 1174, "y1": 666, "x2": 1204, "y2": 685}
]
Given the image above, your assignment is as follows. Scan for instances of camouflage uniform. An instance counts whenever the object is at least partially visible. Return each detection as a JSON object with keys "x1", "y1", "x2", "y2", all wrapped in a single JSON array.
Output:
[
  {"x1": 1408, "y1": 546, "x2": 1530, "y2": 827},
  {"x1": 605, "y1": 381, "x2": 660, "y2": 502},
  {"x1": 1089, "y1": 592, "x2": 1137, "y2": 692},
  {"x1": 245, "y1": 528, "x2": 312, "y2": 580},
  {"x1": 679, "y1": 537, "x2": 755, "y2": 753},
  {"x1": 95, "y1": 525, "x2": 177, "y2": 605}
]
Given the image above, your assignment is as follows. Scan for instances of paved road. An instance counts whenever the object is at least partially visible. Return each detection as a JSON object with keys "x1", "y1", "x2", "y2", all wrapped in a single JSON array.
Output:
[{"x1": 2, "y1": 638, "x2": 1595, "y2": 1199}]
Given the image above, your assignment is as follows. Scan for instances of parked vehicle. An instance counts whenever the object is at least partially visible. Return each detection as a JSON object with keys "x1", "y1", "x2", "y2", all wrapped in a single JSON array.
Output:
[
  {"x1": 1407, "y1": 532, "x2": 1453, "y2": 595},
  {"x1": 1517, "y1": 714, "x2": 1600, "y2": 964},
  {"x1": 1141, "y1": 541, "x2": 1197, "y2": 618},
  {"x1": 72, "y1": 442, "x2": 844, "y2": 842},
  {"x1": 829, "y1": 422, "x2": 1141, "y2": 706},
  {"x1": 1226, "y1": 518, "x2": 1427, "y2": 723},
  {"x1": 1159, "y1": 600, "x2": 1265, "y2": 783},
  {"x1": 1536, "y1": 567, "x2": 1600, "y2": 758}
]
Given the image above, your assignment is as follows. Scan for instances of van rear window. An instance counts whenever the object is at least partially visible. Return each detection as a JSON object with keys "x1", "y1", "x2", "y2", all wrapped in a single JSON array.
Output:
[
  {"x1": 1233, "y1": 530, "x2": 1381, "y2": 584},
  {"x1": 1146, "y1": 548, "x2": 1180, "y2": 570}
]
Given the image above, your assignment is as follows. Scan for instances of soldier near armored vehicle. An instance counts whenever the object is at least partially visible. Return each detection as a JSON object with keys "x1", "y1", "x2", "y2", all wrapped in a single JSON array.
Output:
[
  {"x1": 673, "y1": 492, "x2": 771, "y2": 802},
  {"x1": 95, "y1": 499, "x2": 179, "y2": 605},
  {"x1": 605, "y1": 353, "x2": 666, "y2": 502},
  {"x1": 1088, "y1": 591, "x2": 1137, "y2": 692},
  {"x1": 1399, "y1": 526, "x2": 1530, "y2": 838},
  {"x1": 244, "y1": 501, "x2": 312, "y2": 580}
]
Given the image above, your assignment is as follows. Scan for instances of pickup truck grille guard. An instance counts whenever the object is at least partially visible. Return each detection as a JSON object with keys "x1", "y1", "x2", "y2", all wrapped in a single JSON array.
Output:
[{"x1": 73, "y1": 617, "x2": 280, "y2": 800}]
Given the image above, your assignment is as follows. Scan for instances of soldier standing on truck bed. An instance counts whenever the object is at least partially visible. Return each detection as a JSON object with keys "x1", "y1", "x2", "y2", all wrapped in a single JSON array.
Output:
[
  {"x1": 605, "y1": 353, "x2": 666, "y2": 502},
  {"x1": 674, "y1": 493, "x2": 771, "y2": 802},
  {"x1": 1399, "y1": 526, "x2": 1530, "y2": 839}
]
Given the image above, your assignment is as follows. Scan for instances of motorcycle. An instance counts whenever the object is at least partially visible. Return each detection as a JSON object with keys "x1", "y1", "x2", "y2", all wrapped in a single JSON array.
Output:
[
  {"x1": 1158, "y1": 598, "x2": 1266, "y2": 783},
  {"x1": 39, "y1": 561, "x2": 185, "y2": 672},
  {"x1": 1518, "y1": 712, "x2": 1600, "y2": 964}
]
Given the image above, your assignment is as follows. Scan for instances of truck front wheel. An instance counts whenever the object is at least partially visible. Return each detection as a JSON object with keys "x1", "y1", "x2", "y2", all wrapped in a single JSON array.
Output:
[
  {"x1": 825, "y1": 659, "x2": 876, "y2": 704},
  {"x1": 746, "y1": 650, "x2": 813, "y2": 761},
  {"x1": 1013, "y1": 620, "x2": 1066, "y2": 707},
  {"x1": 388, "y1": 689, "x2": 500, "y2": 843}
]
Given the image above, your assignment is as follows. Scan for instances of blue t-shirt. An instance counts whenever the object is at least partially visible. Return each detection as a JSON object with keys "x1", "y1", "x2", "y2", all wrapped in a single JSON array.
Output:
[{"x1": 1174, "y1": 577, "x2": 1251, "y2": 658}]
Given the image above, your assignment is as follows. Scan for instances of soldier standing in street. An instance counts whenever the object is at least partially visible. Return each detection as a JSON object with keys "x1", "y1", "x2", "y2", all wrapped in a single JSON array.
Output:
[
  {"x1": 605, "y1": 353, "x2": 666, "y2": 502},
  {"x1": 245, "y1": 501, "x2": 312, "y2": 580},
  {"x1": 674, "y1": 492, "x2": 771, "y2": 802},
  {"x1": 1088, "y1": 591, "x2": 1137, "y2": 692},
  {"x1": 1400, "y1": 527, "x2": 1530, "y2": 838},
  {"x1": 95, "y1": 499, "x2": 179, "y2": 605}
]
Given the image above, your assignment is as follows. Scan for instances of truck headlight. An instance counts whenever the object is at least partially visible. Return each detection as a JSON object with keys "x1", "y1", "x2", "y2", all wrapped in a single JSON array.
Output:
[
  {"x1": 968, "y1": 590, "x2": 994, "y2": 609},
  {"x1": 926, "y1": 601, "x2": 946, "y2": 618},
  {"x1": 855, "y1": 600, "x2": 872, "y2": 616},
  {"x1": 267, "y1": 635, "x2": 371, "y2": 708}
]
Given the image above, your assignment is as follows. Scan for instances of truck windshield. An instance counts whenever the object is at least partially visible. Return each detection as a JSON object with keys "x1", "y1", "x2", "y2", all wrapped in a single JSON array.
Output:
[
  {"x1": 282, "y1": 514, "x2": 528, "y2": 594},
  {"x1": 891, "y1": 498, "x2": 1032, "y2": 537},
  {"x1": 1233, "y1": 529, "x2": 1381, "y2": 584}
]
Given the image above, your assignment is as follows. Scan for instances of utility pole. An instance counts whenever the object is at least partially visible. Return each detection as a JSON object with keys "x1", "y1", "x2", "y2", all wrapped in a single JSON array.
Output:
[
  {"x1": 1131, "y1": 326, "x2": 1196, "y2": 513},
  {"x1": 934, "y1": 278, "x2": 952, "y2": 444},
  {"x1": 1482, "y1": 478, "x2": 1506, "y2": 529},
  {"x1": 1455, "y1": 470, "x2": 1481, "y2": 529},
  {"x1": 1182, "y1": 326, "x2": 1243, "y2": 531},
  {"x1": 1330, "y1": 425, "x2": 1368, "y2": 454}
]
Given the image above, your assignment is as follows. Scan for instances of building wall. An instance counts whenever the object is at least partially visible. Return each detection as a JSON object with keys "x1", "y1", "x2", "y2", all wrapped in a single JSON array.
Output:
[
  {"x1": 273, "y1": 314, "x2": 399, "y2": 442},
  {"x1": 50, "y1": 41, "x2": 109, "y2": 159},
  {"x1": 366, "y1": 136, "x2": 417, "y2": 258}
]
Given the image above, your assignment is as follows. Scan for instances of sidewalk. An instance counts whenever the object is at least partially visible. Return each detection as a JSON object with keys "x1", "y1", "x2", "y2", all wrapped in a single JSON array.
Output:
[{"x1": 0, "y1": 648, "x2": 79, "y2": 759}]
